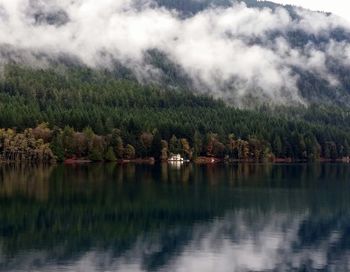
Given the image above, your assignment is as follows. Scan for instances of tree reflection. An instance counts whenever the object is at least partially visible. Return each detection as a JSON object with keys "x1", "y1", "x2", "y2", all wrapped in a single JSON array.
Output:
[{"x1": 0, "y1": 163, "x2": 350, "y2": 271}]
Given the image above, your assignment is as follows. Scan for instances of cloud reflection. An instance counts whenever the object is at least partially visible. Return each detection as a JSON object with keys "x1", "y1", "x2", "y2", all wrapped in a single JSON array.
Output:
[{"x1": 2, "y1": 210, "x2": 350, "y2": 272}]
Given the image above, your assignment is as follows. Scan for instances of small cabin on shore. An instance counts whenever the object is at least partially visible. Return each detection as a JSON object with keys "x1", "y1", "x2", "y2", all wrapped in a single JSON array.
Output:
[{"x1": 168, "y1": 154, "x2": 184, "y2": 162}]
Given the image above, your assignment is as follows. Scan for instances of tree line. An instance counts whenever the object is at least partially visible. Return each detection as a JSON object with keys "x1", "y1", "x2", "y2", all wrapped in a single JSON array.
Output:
[
  {"x1": 0, "y1": 65, "x2": 350, "y2": 162},
  {"x1": 0, "y1": 122, "x2": 348, "y2": 163}
]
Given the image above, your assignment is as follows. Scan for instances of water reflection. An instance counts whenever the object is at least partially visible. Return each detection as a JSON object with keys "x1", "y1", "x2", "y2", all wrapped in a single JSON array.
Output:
[{"x1": 0, "y1": 163, "x2": 350, "y2": 271}]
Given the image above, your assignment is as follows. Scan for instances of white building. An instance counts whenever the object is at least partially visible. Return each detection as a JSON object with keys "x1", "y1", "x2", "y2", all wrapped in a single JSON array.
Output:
[{"x1": 168, "y1": 154, "x2": 184, "y2": 162}]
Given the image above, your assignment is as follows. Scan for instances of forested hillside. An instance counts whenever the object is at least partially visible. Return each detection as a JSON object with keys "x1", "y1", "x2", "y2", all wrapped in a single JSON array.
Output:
[
  {"x1": 153, "y1": 0, "x2": 350, "y2": 106},
  {"x1": 0, "y1": 65, "x2": 350, "y2": 162},
  {"x1": 155, "y1": 0, "x2": 290, "y2": 14},
  {"x1": 2, "y1": 0, "x2": 350, "y2": 107},
  {"x1": 1, "y1": 1, "x2": 350, "y2": 162}
]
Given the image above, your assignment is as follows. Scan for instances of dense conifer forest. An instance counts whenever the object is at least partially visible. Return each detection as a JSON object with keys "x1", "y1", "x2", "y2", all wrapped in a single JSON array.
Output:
[
  {"x1": 1, "y1": 65, "x2": 350, "y2": 162},
  {"x1": 1, "y1": 0, "x2": 350, "y2": 162}
]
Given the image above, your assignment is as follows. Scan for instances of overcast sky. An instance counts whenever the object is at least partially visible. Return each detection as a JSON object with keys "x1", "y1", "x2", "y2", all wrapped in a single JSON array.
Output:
[{"x1": 273, "y1": 1, "x2": 350, "y2": 21}]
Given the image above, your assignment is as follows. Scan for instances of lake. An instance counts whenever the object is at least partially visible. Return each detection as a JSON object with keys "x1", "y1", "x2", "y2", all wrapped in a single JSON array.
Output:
[{"x1": 0, "y1": 163, "x2": 350, "y2": 271}]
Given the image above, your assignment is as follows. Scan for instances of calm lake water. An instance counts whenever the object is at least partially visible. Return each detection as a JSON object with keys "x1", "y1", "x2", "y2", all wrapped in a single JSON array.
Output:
[{"x1": 0, "y1": 163, "x2": 350, "y2": 272}]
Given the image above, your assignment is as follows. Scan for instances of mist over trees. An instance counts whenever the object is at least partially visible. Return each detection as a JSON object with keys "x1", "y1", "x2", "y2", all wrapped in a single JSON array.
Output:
[
  {"x1": 0, "y1": 1, "x2": 350, "y2": 162},
  {"x1": 1, "y1": 0, "x2": 350, "y2": 106}
]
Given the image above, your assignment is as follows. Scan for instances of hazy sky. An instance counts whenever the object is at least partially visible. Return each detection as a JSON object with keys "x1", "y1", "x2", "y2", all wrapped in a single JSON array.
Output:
[{"x1": 273, "y1": 1, "x2": 350, "y2": 20}]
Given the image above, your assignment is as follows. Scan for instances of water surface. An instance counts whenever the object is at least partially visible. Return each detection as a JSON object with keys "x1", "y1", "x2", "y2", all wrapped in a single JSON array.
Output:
[{"x1": 0, "y1": 163, "x2": 350, "y2": 271}]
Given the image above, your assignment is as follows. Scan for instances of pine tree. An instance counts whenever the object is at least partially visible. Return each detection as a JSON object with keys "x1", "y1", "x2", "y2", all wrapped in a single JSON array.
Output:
[
  {"x1": 124, "y1": 144, "x2": 136, "y2": 159},
  {"x1": 104, "y1": 146, "x2": 117, "y2": 161},
  {"x1": 193, "y1": 131, "x2": 202, "y2": 157},
  {"x1": 111, "y1": 129, "x2": 124, "y2": 159},
  {"x1": 50, "y1": 133, "x2": 65, "y2": 161},
  {"x1": 89, "y1": 146, "x2": 103, "y2": 161},
  {"x1": 151, "y1": 131, "x2": 162, "y2": 159},
  {"x1": 272, "y1": 135, "x2": 282, "y2": 158}
]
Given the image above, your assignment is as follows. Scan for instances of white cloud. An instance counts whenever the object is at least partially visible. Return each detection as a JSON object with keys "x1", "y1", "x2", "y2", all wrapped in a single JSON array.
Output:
[
  {"x1": 272, "y1": 0, "x2": 350, "y2": 22},
  {"x1": 295, "y1": 8, "x2": 350, "y2": 35},
  {"x1": 0, "y1": 0, "x2": 349, "y2": 105}
]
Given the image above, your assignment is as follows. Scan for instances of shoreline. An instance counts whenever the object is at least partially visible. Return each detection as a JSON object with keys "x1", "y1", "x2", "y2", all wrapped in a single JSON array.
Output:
[
  {"x1": 60, "y1": 156, "x2": 350, "y2": 165},
  {"x1": 1, "y1": 157, "x2": 349, "y2": 165}
]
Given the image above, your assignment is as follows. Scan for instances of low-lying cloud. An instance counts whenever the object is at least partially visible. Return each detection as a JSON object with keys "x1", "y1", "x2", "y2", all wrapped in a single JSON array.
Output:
[{"x1": 1, "y1": 0, "x2": 350, "y2": 105}]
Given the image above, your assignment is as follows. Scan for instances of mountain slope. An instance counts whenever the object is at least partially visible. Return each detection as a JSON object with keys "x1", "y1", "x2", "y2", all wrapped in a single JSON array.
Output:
[
  {"x1": 154, "y1": 0, "x2": 350, "y2": 106},
  {"x1": 1, "y1": 0, "x2": 350, "y2": 107},
  {"x1": 1, "y1": 65, "x2": 350, "y2": 162},
  {"x1": 1, "y1": 1, "x2": 350, "y2": 161}
]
